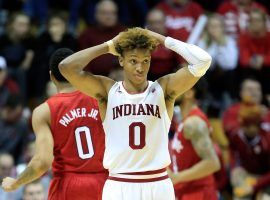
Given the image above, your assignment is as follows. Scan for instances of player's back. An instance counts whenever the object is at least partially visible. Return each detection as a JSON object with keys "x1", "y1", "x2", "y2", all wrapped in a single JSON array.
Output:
[
  {"x1": 46, "y1": 90, "x2": 106, "y2": 175},
  {"x1": 47, "y1": 91, "x2": 107, "y2": 200}
]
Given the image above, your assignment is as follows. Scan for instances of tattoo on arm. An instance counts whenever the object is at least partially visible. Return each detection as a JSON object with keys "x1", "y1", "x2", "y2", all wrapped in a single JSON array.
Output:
[
  {"x1": 184, "y1": 117, "x2": 217, "y2": 160},
  {"x1": 16, "y1": 166, "x2": 41, "y2": 186}
]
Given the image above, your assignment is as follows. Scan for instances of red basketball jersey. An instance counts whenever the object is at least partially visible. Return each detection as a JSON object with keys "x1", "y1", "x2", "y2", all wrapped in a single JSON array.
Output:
[
  {"x1": 46, "y1": 91, "x2": 106, "y2": 176},
  {"x1": 169, "y1": 108, "x2": 216, "y2": 192}
]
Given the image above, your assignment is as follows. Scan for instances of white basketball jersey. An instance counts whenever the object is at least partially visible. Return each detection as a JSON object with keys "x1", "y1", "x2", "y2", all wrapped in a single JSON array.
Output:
[{"x1": 103, "y1": 81, "x2": 171, "y2": 173}]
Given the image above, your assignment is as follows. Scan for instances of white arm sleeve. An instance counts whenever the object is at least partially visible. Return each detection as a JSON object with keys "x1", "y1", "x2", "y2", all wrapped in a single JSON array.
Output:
[{"x1": 165, "y1": 37, "x2": 212, "y2": 77}]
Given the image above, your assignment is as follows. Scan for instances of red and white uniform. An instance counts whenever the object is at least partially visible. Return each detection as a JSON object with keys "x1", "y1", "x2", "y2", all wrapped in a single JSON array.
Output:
[
  {"x1": 169, "y1": 108, "x2": 217, "y2": 200},
  {"x1": 217, "y1": 0, "x2": 268, "y2": 38},
  {"x1": 102, "y1": 81, "x2": 175, "y2": 200},
  {"x1": 46, "y1": 91, "x2": 107, "y2": 200},
  {"x1": 156, "y1": 1, "x2": 203, "y2": 41}
]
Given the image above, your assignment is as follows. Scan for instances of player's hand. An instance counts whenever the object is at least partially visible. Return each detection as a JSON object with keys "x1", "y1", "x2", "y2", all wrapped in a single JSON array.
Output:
[
  {"x1": 144, "y1": 29, "x2": 165, "y2": 44},
  {"x1": 167, "y1": 168, "x2": 178, "y2": 184},
  {"x1": 112, "y1": 34, "x2": 120, "y2": 46},
  {"x1": 1, "y1": 177, "x2": 19, "y2": 192},
  {"x1": 106, "y1": 34, "x2": 120, "y2": 56}
]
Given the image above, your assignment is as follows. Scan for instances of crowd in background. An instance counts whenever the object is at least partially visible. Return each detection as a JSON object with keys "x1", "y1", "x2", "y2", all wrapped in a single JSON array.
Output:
[{"x1": 0, "y1": 0, "x2": 270, "y2": 199}]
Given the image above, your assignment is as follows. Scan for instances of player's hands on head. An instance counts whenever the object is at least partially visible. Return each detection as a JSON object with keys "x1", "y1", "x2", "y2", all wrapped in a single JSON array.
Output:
[
  {"x1": 1, "y1": 177, "x2": 19, "y2": 192},
  {"x1": 144, "y1": 28, "x2": 165, "y2": 44},
  {"x1": 106, "y1": 34, "x2": 120, "y2": 57}
]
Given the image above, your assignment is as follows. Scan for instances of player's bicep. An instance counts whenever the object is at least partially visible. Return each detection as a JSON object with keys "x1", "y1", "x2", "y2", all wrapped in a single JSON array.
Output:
[
  {"x1": 32, "y1": 104, "x2": 54, "y2": 164},
  {"x1": 183, "y1": 117, "x2": 217, "y2": 160},
  {"x1": 158, "y1": 67, "x2": 199, "y2": 100}
]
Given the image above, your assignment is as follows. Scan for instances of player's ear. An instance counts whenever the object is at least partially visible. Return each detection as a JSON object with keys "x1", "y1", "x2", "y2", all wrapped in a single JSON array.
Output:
[
  {"x1": 49, "y1": 71, "x2": 56, "y2": 83},
  {"x1": 49, "y1": 71, "x2": 52, "y2": 80},
  {"x1": 118, "y1": 56, "x2": 124, "y2": 68}
]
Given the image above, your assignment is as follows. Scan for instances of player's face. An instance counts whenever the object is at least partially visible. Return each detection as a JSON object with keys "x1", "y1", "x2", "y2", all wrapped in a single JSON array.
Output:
[{"x1": 120, "y1": 48, "x2": 151, "y2": 85}]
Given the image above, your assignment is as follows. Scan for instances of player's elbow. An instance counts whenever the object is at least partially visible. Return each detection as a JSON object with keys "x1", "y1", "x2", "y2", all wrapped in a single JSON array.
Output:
[
  {"x1": 39, "y1": 158, "x2": 52, "y2": 172},
  {"x1": 210, "y1": 157, "x2": 221, "y2": 173},
  {"x1": 200, "y1": 54, "x2": 212, "y2": 70},
  {"x1": 58, "y1": 60, "x2": 70, "y2": 76}
]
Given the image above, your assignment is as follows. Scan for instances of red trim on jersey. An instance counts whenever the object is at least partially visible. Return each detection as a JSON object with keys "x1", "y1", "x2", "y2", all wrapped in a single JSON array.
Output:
[
  {"x1": 119, "y1": 168, "x2": 167, "y2": 175},
  {"x1": 108, "y1": 175, "x2": 168, "y2": 183},
  {"x1": 122, "y1": 81, "x2": 149, "y2": 94}
]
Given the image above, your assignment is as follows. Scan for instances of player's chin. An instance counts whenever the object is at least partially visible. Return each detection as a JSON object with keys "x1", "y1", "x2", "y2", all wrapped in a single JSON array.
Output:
[{"x1": 133, "y1": 75, "x2": 146, "y2": 83}]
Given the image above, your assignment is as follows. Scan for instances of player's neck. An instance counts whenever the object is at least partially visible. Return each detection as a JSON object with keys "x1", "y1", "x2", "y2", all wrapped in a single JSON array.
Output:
[
  {"x1": 123, "y1": 80, "x2": 148, "y2": 94},
  {"x1": 57, "y1": 83, "x2": 77, "y2": 93},
  {"x1": 180, "y1": 101, "x2": 197, "y2": 118}
]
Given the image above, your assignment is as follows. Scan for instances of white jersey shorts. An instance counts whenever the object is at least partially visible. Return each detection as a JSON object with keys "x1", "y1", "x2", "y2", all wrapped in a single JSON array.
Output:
[
  {"x1": 102, "y1": 178, "x2": 175, "y2": 200},
  {"x1": 102, "y1": 168, "x2": 175, "y2": 200}
]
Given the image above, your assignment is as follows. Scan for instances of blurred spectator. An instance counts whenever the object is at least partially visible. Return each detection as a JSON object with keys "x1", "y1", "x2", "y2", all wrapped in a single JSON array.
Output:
[
  {"x1": 0, "y1": 56, "x2": 19, "y2": 108},
  {"x1": 0, "y1": 12, "x2": 34, "y2": 102},
  {"x1": 0, "y1": 94, "x2": 29, "y2": 163},
  {"x1": 0, "y1": 153, "x2": 15, "y2": 182},
  {"x1": 0, "y1": 153, "x2": 17, "y2": 200},
  {"x1": 156, "y1": 0, "x2": 204, "y2": 41},
  {"x1": 22, "y1": 180, "x2": 46, "y2": 200},
  {"x1": 146, "y1": 8, "x2": 180, "y2": 80},
  {"x1": 222, "y1": 78, "x2": 270, "y2": 198},
  {"x1": 78, "y1": 0, "x2": 125, "y2": 75},
  {"x1": 223, "y1": 78, "x2": 267, "y2": 135},
  {"x1": 217, "y1": 0, "x2": 268, "y2": 39},
  {"x1": 227, "y1": 103, "x2": 270, "y2": 199},
  {"x1": 197, "y1": 13, "x2": 238, "y2": 116},
  {"x1": 69, "y1": 0, "x2": 147, "y2": 32},
  {"x1": 238, "y1": 9, "x2": 270, "y2": 98},
  {"x1": 30, "y1": 12, "x2": 77, "y2": 105}
]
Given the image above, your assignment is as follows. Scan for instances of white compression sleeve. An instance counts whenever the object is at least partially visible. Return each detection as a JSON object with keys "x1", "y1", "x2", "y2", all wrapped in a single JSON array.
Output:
[{"x1": 165, "y1": 37, "x2": 212, "y2": 77}]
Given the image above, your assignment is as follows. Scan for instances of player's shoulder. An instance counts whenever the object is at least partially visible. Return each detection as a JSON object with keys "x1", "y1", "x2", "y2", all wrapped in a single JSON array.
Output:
[
  {"x1": 33, "y1": 102, "x2": 49, "y2": 113},
  {"x1": 183, "y1": 115, "x2": 209, "y2": 139},
  {"x1": 32, "y1": 102, "x2": 50, "y2": 123}
]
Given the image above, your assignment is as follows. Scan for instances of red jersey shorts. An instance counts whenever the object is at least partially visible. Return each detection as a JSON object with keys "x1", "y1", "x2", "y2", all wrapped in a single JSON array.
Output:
[{"x1": 48, "y1": 172, "x2": 107, "y2": 200}]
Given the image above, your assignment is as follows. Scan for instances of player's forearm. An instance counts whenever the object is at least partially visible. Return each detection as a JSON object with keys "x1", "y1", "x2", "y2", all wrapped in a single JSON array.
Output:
[
  {"x1": 14, "y1": 156, "x2": 50, "y2": 188},
  {"x1": 165, "y1": 37, "x2": 212, "y2": 77},
  {"x1": 173, "y1": 159, "x2": 220, "y2": 184},
  {"x1": 59, "y1": 43, "x2": 108, "y2": 75}
]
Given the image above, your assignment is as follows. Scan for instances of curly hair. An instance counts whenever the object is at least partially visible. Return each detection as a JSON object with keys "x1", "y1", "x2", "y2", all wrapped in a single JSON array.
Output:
[{"x1": 115, "y1": 27, "x2": 159, "y2": 56}]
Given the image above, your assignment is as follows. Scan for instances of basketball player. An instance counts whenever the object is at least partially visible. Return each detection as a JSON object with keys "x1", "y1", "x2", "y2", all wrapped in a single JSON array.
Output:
[
  {"x1": 2, "y1": 48, "x2": 107, "y2": 200},
  {"x1": 168, "y1": 85, "x2": 220, "y2": 200},
  {"x1": 59, "y1": 27, "x2": 212, "y2": 200}
]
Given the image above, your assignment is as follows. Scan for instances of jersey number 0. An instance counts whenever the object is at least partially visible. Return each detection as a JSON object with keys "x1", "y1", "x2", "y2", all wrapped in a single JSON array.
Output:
[
  {"x1": 129, "y1": 122, "x2": 146, "y2": 149},
  {"x1": 75, "y1": 126, "x2": 94, "y2": 159}
]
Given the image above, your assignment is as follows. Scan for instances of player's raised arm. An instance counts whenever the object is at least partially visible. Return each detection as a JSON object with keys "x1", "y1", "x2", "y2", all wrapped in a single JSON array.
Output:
[
  {"x1": 59, "y1": 42, "x2": 116, "y2": 101},
  {"x1": 2, "y1": 103, "x2": 53, "y2": 191},
  {"x1": 150, "y1": 31, "x2": 212, "y2": 100}
]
